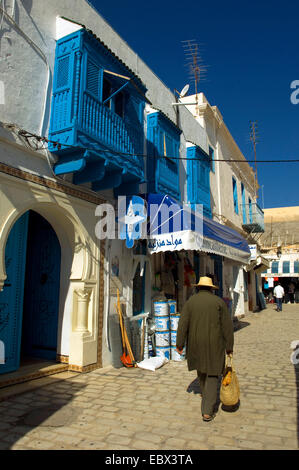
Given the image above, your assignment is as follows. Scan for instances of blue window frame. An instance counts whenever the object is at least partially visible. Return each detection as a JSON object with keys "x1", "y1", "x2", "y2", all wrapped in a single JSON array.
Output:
[
  {"x1": 271, "y1": 261, "x2": 279, "y2": 274},
  {"x1": 241, "y1": 183, "x2": 247, "y2": 224},
  {"x1": 187, "y1": 146, "x2": 211, "y2": 218},
  {"x1": 232, "y1": 177, "x2": 239, "y2": 214},
  {"x1": 282, "y1": 261, "x2": 290, "y2": 273},
  {"x1": 248, "y1": 197, "x2": 253, "y2": 223},
  {"x1": 147, "y1": 112, "x2": 181, "y2": 200},
  {"x1": 294, "y1": 261, "x2": 299, "y2": 273},
  {"x1": 209, "y1": 146, "x2": 215, "y2": 173}
]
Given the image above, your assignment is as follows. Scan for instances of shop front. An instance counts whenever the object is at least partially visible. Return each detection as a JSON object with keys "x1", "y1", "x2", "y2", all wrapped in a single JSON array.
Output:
[
  {"x1": 146, "y1": 194, "x2": 251, "y2": 318},
  {"x1": 262, "y1": 273, "x2": 299, "y2": 304}
]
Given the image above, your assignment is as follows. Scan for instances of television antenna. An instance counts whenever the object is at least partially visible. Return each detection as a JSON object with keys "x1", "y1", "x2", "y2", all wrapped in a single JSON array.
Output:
[
  {"x1": 250, "y1": 121, "x2": 259, "y2": 202},
  {"x1": 181, "y1": 39, "x2": 207, "y2": 114}
]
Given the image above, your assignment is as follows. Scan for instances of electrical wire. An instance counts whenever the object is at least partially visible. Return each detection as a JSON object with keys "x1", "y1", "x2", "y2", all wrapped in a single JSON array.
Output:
[{"x1": 15, "y1": 127, "x2": 299, "y2": 164}]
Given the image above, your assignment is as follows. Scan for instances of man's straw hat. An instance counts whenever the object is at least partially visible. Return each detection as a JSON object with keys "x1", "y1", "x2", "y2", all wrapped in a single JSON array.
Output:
[{"x1": 193, "y1": 276, "x2": 218, "y2": 289}]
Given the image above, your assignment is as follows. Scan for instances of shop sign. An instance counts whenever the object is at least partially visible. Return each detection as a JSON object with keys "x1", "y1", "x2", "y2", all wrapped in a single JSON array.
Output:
[{"x1": 249, "y1": 244, "x2": 257, "y2": 260}]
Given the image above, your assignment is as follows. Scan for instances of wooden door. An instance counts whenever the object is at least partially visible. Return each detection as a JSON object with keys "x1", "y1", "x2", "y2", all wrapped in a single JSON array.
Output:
[
  {"x1": 21, "y1": 212, "x2": 61, "y2": 361},
  {"x1": 0, "y1": 213, "x2": 29, "y2": 374}
]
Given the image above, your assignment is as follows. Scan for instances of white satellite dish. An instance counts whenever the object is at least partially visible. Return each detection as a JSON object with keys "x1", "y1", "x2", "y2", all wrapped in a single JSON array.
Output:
[{"x1": 180, "y1": 84, "x2": 190, "y2": 98}]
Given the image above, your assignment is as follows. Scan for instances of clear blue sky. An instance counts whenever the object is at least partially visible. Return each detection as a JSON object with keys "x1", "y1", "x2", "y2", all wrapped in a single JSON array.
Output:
[{"x1": 89, "y1": 0, "x2": 299, "y2": 209}]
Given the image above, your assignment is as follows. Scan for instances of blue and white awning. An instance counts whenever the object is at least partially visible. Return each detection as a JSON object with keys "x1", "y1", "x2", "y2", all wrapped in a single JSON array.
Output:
[{"x1": 146, "y1": 194, "x2": 250, "y2": 264}]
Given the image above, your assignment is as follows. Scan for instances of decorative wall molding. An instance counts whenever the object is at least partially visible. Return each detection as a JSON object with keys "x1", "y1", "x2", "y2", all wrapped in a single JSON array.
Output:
[{"x1": 0, "y1": 162, "x2": 106, "y2": 206}]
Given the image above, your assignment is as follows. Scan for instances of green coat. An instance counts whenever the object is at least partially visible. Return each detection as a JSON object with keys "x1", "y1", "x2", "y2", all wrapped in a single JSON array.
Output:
[{"x1": 176, "y1": 290, "x2": 234, "y2": 375}]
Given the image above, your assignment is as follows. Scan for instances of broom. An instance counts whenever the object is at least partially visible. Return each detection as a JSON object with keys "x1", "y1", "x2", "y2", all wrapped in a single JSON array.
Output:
[{"x1": 116, "y1": 289, "x2": 136, "y2": 367}]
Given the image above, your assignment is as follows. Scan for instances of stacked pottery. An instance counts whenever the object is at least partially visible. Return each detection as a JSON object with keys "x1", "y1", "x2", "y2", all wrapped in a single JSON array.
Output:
[{"x1": 153, "y1": 300, "x2": 170, "y2": 360}]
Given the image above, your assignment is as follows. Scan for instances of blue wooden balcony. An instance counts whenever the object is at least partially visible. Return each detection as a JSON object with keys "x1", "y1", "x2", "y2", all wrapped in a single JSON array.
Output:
[
  {"x1": 186, "y1": 146, "x2": 212, "y2": 218},
  {"x1": 242, "y1": 202, "x2": 265, "y2": 233},
  {"x1": 147, "y1": 112, "x2": 181, "y2": 201},
  {"x1": 48, "y1": 28, "x2": 147, "y2": 196}
]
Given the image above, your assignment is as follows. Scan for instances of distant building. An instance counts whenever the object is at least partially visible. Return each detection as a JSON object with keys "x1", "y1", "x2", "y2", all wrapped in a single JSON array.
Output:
[{"x1": 260, "y1": 207, "x2": 299, "y2": 303}]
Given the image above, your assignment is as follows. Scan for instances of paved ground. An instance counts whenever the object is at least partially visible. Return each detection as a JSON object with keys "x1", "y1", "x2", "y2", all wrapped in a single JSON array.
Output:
[{"x1": 0, "y1": 303, "x2": 299, "y2": 451}]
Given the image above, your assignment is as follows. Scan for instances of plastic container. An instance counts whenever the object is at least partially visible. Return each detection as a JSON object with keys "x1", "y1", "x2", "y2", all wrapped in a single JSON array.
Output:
[
  {"x1": 155, "y1": 330, "x2": 170, "y2": 347},
  {"x1": 170, "y1": 314, "x2": 180, "y2": 332},
  {"x1": 170, "y1": 329, "x2": 177, "y2": 346},
  {"x1": 154, "y1": 301, "x2": 169, "y2": 317},
  {"x1": 155, "y1": 346, "x2": 170, "y2": 360},
  {"x1": 168, "y1": 300, "x2": 177, "y2": 314},
  {"x1": 155, "y1": 315, "x2": 170, "y2": 331}
]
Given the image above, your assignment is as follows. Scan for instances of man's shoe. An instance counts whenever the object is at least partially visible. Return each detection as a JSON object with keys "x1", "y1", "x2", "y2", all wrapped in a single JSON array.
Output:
[{"x1": 202, "y1": 414, "x2": 216, "y2": 422}]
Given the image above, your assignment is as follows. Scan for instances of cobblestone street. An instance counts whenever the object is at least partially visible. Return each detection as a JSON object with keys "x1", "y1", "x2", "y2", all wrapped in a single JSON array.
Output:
[{"x1": 0, "y1": 303, "x2": 298, "y2": 451}]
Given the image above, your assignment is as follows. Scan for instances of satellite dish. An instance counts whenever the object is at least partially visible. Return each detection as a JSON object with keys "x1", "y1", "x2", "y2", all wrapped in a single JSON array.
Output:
[{"x1": 180, "y1": 84, "x2": 190, "y2": 98}]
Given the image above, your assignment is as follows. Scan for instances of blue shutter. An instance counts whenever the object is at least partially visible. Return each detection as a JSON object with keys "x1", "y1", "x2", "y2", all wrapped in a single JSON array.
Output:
[
  {"x1": 241, "y1": 183, "x2": 247, "y2": 224},
  {"x1": 271, "y1": 261, "x2": 279, "y2": 274},
  {"x1": 233, "y1": 178, "x2": 239, "y2": 214},
  {"x1": 86, "y1": 59, "x2": 101, "y2": 98},
  {"x1": 282, "y1": 261, "x2": 290, "y2": 274},
  {"x1": 248, "y1": 198, "x2": 253, "y2": 223},
  {"x1": 0, "y1": 213, "x2": 29, "y2": 374},
  {"x1": 147, "y1": 112, "x2": 181, "y2": 200},
  {"x1": 187, "y1": 146, "x2": 211, "y2": 218},
  {"x1": 56, "y1": 56, "x2": 70, "y2": 89}
]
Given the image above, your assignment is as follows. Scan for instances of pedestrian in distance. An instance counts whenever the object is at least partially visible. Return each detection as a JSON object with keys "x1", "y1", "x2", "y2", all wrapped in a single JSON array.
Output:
[
  {"x1": 273, "y1": 282, "x2": 285, "y2": 311},
  {"x1": 288, "y1": 282, "x2": 295, "y2": 304},
  {"x1": 176, "y1": 276, "x2": 234, "y2": 422}
]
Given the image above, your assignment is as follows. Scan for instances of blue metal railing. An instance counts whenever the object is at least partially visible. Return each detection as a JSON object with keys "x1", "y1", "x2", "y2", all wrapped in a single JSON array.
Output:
[{"x1": 241, "y1": 202, "x2": 264, "y2": 232}]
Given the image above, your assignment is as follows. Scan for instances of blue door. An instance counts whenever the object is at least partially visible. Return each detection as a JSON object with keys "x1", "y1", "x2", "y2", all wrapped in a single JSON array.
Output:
[
  {"x1": 22, "y1": 212, "x2": 61, "y2": 360},
  {"x1": 0, "y1": 213, "x2": 29, "y2": 374}
]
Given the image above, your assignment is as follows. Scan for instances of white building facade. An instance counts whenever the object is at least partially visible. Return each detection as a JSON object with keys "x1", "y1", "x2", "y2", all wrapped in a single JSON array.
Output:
[{"x1": 0, "y1": 0, "x2": 258, "y2": 377}]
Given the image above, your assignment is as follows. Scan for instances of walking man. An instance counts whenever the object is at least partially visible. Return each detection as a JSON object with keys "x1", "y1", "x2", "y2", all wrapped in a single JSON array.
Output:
[
  {"x1": 176, "y1": 276, "x2": 234, "y2": 422},
  {"x1": 273, "y1": 282, "x2": 285, "y2": 311}
]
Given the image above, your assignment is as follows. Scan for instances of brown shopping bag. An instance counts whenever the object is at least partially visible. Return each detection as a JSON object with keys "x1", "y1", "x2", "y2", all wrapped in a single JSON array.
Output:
[{"x1": 220, "y1": 354, "x2": 240, "y2": 408}]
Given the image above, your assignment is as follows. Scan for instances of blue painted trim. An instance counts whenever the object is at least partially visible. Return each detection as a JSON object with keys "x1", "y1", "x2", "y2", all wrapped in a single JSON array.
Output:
[
  {"x1": 92, "y1": 169, "x2": 125, "y2": 191},
  {"x1": 54, "y1": 158, "x2": 86, "y2": 176},
  {"x1": 187, "y1": 146, "x2": 211, "y2": 218},
  {"x1": 241, "y1": 183, "x2": 247, "y2": 224},
  {"x1": 146, "y1": 112, "x2": 181, "y2": 200},
  {"x1": 73, "y1": 160, "x2": 106, "y2": 185},
  {"x1": 232, "y1": 177, "x2": 239, "y2": 215},
  {"x1": 0, "y1": 212, "x2": 29, "y2": 374}
]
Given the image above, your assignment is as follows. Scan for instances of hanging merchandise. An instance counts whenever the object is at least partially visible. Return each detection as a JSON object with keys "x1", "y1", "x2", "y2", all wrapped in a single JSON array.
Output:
[
  {"x1": 153, "y1": 272, "x2": 161, "y2": 292},
  {"x1": 184, "y1": 257, "x2": 196, "y2": 287},
  {"x1": 161, "y1": 270, "x2": 175, "y2": 297},
  {"x1": 268, "y1": 278, "x2": 274, "y2": 288}
]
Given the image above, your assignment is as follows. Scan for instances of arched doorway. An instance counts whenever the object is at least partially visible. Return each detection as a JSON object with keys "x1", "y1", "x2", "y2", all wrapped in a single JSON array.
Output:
[{"x1": 0, "y1": 210, "x2": 61, "y2": 374}]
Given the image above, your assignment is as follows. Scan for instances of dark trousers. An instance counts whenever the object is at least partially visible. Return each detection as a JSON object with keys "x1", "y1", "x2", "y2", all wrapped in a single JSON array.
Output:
[
  {"x1": 276, "y1": 298, "x2": 283, "y2": 311},
  {"x1": 197, "y1": 371, "x2": 218, "y2": 416}
]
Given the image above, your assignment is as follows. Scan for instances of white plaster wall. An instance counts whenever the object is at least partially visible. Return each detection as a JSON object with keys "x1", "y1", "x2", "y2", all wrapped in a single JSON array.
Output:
[
  {"x1": 181, "y1": 93, "x2": 256, "y2": 230},
  {"x1": 0, "y1": 167, "x2": 101, "y2": 365}
]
